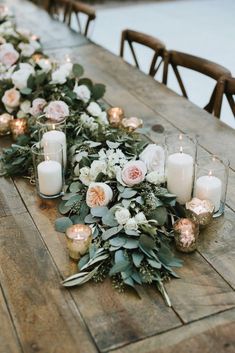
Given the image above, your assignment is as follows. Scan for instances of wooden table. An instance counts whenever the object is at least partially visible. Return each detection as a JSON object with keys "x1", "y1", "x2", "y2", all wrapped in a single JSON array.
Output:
[{"x1": 1, "y1": 1, "x2": 235, "y2": 353}]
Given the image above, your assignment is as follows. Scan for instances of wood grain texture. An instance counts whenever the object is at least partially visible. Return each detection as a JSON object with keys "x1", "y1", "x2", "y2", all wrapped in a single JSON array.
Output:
[
  {"x1": 0, "y1": 177, "x2": 26, "y2": 218},
  {"x1": 0, "y1": 212, "x2": 97, "y2": 353},
  {"x1": 7, "y1": 0, "x2": 89, "y2": 49},
  {"x1": 0, "y1": 286, "x2": 22, "y2": 353},
  {"x1": 12, "y1": 178, "x2": 181, "y2": 352},
  {"x1": 111, "y1": 309, "x2": 235, "y2": 353}
]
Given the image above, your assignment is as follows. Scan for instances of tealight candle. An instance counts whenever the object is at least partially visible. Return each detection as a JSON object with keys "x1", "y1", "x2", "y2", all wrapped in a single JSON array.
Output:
[
  {"x1": 42, "y1": 130, "x2": 67, "y2": 166},
  {"x1": 195, "y1": 172, "x2": 222, "y2": 212},
  {"x1": 107, "y1": 107, "x2": 124, "y2": 127},
  {"x1": 0, "y1": 113, "x2": 13, "y2": 136},
  {"x1": 167, "y1": 149, "x2": 194, "y2": 204},
  {"x1": 37, "y1": 160, "x2": 62, "y2": 197},
  {"x1": 173, "y1": 218, "x2": 199, "y2": 253},
  {"x1": 66, "y1": 224, "x2": 92, "y2": 260},
  {"x1": 122, "y1": 117, "x2": 143, "y2": 131},
  {"x1": 10, "y1": 118, "x2": 28, "y2": 141},
  {"x1": 186, "y1": 197, "x2": 214, "y2": 227}
]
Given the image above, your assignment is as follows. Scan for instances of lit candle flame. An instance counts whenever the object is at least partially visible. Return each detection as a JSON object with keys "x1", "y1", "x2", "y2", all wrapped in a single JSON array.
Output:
[
  {"x1": 179, "y1": 134, "x2": 183, "y2": 141},
  {"x1": 180, "y1": 146, "x2": 183, "y2": 153},
  {"x1": 208, "y1": 170, "x2": 213, "y2": 177},
  {"x1": 65, "y1": 54, "x2": 71, "y2": 63},
  {"x1": 52, "y1": 124, "x2": 55, "y2": 130}
]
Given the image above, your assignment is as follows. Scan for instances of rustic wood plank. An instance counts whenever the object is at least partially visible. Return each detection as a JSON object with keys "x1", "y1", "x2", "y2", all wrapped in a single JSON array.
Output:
[
  {"x1": 7, "y1": 0, "x2": 90, "y2": 49},
  {"x1": 66, "y1": 44, "x2": 235, "y2": 170},
  {"x1": 111, "y1": 308, "x2": 235, "y2": 353},
  {"x1": 13, "y1": 178, "x2": 182, "y2": 352},
  {"x1": 0, "y1": 212, "x2": 98, "y2": 353},
  {"x1": 0, "y1": 286, "x2": 22, "y2": 353},
  {"x1": 0, "y1": 177, "x2": 26, "y2": 218}
]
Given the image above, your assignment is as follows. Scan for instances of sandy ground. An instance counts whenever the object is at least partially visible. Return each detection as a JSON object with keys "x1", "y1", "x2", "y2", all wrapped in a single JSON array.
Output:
[{"x1": 79, "y1": 0, "x2": 235, "y2": 128}]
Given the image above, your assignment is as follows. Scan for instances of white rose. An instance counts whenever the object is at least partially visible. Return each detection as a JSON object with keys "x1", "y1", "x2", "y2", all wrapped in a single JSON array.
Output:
[
  {"x1": 30, "y1": 98, "x2": 47, "y2": 117},
  {"x1": 44, "y1": 100, "x2": 69, "y2": 121},
  {"x1": 146, "y1": 171, "x2": 165, "y2": 185},
  {"x1": 139, "y1": 144, "x2": 165, "y2": 174},
  {"x1": 18, "y1": 42, "x2": 35, "y2": 57},
  {"x1": 20, "y1": 100, "x2": 31, "y2": 114},
  {"x1": 2, "y1": 88, "x2": 20, "y2": 109},
  {"x1": 51, "y1": 62, "x2": 72, "y2": 84},
  {"x1": 79, "y1": 167, "x2": 92, "y2": 186},
  {"x1": 11, "y1": 63, "x2": 35, "y2": 89},
  {"x1": 0, "y1": 43, "x2": 19, "y2": 68},
  {"x1": 75, "y1": 151, "x2": 88, "y2": 163},
  {"x1": 135, "y1": 212, "x2": 147, "y2": 224},
  {"x1": 124, "y1": 217, "x2": 138, "y2": 231},
  {"x1": 97, "y1": 111, "x2": 108, "y2": 125},
  {"x1": 87, "y1": 102, "x2": 102, "y2": 117},
  {"x1": 37, "y1": 58, "x2": 52, "y2": 73},
  {"x1": 86, "y1": 182, "x2": 113, "y2": 208},
  {"x1": 73, "y1": 84, "x2": 91, "y2": 103},
  {"x1": 90, "y1": 160, "x2": 107, "y2": 180},
  {"x1": 115, "y1": 208, "x2": 130, "y2": 225}
]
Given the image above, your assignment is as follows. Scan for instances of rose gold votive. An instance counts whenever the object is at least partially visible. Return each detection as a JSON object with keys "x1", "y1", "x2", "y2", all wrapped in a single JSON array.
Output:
[
  {"x1": 186, "y1": 197, "x2": 214, "y2": 228},
  {"x1": 173, "y1": 218, "x2": 199, "y2": 253},
  {"x1": 107, "y1": 107, "x2": 124, "y2": 127},
  {"x1": 0, "y1": 113, "x2": 13, "y2": 136},
  {"x1": 66, "y1": 224, "x2": 92, "y2": 260},
  {"x1": 122, "y1": 117, "x2": 143, "y2": 131},
  {"x1": 10, "y1": 118, "x2": 28, "y2": 141}
]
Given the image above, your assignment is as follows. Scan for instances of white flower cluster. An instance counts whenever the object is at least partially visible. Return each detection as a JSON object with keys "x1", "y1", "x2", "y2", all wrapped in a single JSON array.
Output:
[
  {"x1": 98, "y1": 148, "x2": 127, "y2": 178},
  {"x1": 115, "y1": 208, "x2": 147, "y2": 230},
  {"x1": 78, "y1": 160, "x2": 107, "y2": 186}
]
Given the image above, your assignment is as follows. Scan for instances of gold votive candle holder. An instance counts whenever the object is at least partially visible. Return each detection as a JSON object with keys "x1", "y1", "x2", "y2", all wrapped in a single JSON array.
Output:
[
  {"x1": 186, "y1": 197, "x2": 214, "y2": 228},
  {"x1": 173, "y1": 218, "x2": 199, "y2": 253},
  {"x1": 107, "y1": 107, "x2": 124, "y2": 127},
  {"x1": 66, "y1": 224, "x2": 92, "y2": 260},
  {"x1": 0, "y1": 113, "x2": 13, "y2": 136},
  {"x1": 122, "y1": 117, "x2": 143, "y2": 131},
  {"x1": 10, "y1": 118, "x2": 28, "y2": 141}
]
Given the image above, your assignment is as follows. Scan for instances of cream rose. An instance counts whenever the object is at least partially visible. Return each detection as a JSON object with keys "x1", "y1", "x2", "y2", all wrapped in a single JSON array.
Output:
[
  {"x1": 11, "y1": 63, "x2": 35, "y2": 89},
  {"x1": 90, "y1": 160, "x2": 107, "y2": 180},
  {"x1": 146, "y1": 171, "x2": 165, "y2": 185},
  {"x1": 124, "y1": 217, "x2": 138, "y2": 231},
  {"x1": 79, "y1": 167, "x2": 92, "y2": 186},
  {"x1": 87, "y1": 102, "x2": 102, "y2": 117},
  {"x1": 51, "y1": 63, "x2": 73, "y2": 84},
  {"x1": 0, "y1": 43, "x2": 19, "y2": 68},
  {"x1": 44, "y1": 100, "x2": 69, "y2": 121},
  {"x1": 30, "y1": 98, "x2": 47, "y2": 117},
  {"x1": 139, "y1": 144, "x2": 165, "y2": 174},
  {"x1": 73, "y1": 84, "x2": 91, "y2": 103},
  {"x1": 20, "y1": 100, "x2": 31, "y2": 114},
  {"x1": 2, "y1": 88, "x2": 20, "y2": 109},
  {"x1": 18, "y1": 42, "x2": 35, "y2": 57},
  {"x1": 37, "y1": 59, "x2": 52, "y2": 73},
  {"x1": 86, "y1": 182, "x2": 113, "y2": 208},
  {"x1": 121, "y1": 160, "x2": 147, "y2": 186},
  {"x1": 115, "y1": 208, "x2": 130, "y2": 225}
]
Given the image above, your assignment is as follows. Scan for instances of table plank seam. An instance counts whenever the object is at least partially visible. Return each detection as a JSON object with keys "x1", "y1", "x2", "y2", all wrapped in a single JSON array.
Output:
[{"x1": 0, "y1": 282, "x2": 25, "y2": 353}]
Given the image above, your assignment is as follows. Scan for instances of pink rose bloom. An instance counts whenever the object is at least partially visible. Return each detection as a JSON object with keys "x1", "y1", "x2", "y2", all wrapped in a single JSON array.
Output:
[
  {"x1": 30, "y1": 98, "x2": 47, "y2": 117},
  {"x1": 2, "y1": 88, "x2": 20, "y2": 110},
  {"x1": 86, "y1": 182, "x2": 113, "y2": 208},
  {"x1": 122, "y1": 160, "x2": 147, "y2": 186},
  {"x1": 44, "y1": 100, "x2": 69, "y2": 121},
  {"x1": 0, "y1": 43, "x2": 19, "y2": 68}
]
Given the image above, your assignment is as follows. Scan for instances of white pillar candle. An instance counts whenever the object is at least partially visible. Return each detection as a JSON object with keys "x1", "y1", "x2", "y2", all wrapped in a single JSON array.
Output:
[
  {"x1": 37, "y1": 160, "x2": 62, "y2": 196},
  {"x1": 42, "y1": 130, "x2": 67, "y2": 166},
  {"x1": 167, "y1": 152, "x2": 194, "y2": 204},
  {"x1": 195, "y1": 175, "x2": 222, "y2": 212}
]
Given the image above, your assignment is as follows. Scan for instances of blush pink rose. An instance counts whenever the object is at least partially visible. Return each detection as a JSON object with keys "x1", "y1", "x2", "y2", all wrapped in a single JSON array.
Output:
[
  {"x1": 30, "y1": 98, "x2": 47, "y2": 117},
  {"x1": 121, "y1": 160, "x2": 147, "y2": 186},
  {"x1": 86, "y1": 182, "x2": 113, "y2": 208},
  {"x1": 0, "y1": 43, "x2": 19, "y2": 68},
  {"x1": 44, "y1": 100, "x2": 69, "y2": 121},
  {"x1": 2, "y1": 88, "x2": 20, "y2": 109}
]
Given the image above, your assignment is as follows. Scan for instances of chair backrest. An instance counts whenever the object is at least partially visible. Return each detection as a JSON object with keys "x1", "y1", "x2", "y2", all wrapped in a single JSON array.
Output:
[
  {"x1": 163, "y1": 50, "x2": 231, "y2": 114},
  {"x1": 214, "y1": 76, "x2": 235, "y2": 119},
  {"x1": 120, "y1": 29, "x2": 166, "y2": 78},
  {"x1": 66, "y1": 0, "x2": 96, "y2": 37},
  {"x1": 48, "y1": 0, "x2": 70, "y2": 22}
]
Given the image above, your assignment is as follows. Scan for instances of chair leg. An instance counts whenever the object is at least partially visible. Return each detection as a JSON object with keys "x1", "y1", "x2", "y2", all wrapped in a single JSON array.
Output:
[
  {"x1": 213, "y1": 80, "x2": 225, "y2": 118},
  {"x1": 204, "y1": 85, "x2": 217, "y2": 114},
  {"x1": 162, "y1": 52, "x2": 169, "y2": 84},
  {"x1": 227, "y1": 94, "x2": 235, "y2": 117},
  {"x1": 173, "y1": 65, "x2": 188, "y2": 98}
]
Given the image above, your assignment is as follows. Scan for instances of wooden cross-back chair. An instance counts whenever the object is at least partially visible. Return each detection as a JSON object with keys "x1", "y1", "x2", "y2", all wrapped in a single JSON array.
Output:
[
  {"x1": 48, "y1": 0, "x2": 70, "y2": 22},
  {"x1": 214, "y1": 76, "x2": 235, "y2": 119},
  {"x1": 65, "y1": 0, "x2": 96, "y2": 37},
  {"x1": 120, "y1": 29, "x2": 166, "y2": 78},
  {"x1": 163, "y1": 50, "x2": 231, "y2": 114}
]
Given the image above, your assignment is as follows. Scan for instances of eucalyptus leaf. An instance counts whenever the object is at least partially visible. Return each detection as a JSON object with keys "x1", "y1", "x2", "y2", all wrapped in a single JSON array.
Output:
[
  {"x1": 123, "y1": 239, "x2": 139, "y2": 249},
  {"x1": 119, "y1": 188, "x2": 137, "y2": 199},
  {"x1": 84, "y1": 214, "x2": 99, "y2": 224},
  {"x1": 55, "y1": 217, "x2": 73, "y2": 233},
  {"x1": 62, "y1": 267, "x2": 99, "y2": 287},
  {"x1": 69, "y1": 181, "x2": 81, "y2": 193},
  {"x1": 106, "y1": 141, "x2": 121, "y2": 149},
  {"x1": 139, "y1": 234, "x2": 156, "y2": 250},
  {"x1": 92, "y1": 83, "x2": 106, "y2": 100},
  {"x1": 147, "y1": 258, "x2": 161, "y2": 269},
  {"x1": 65, "y1": 194, "x2": 82, "y2": 206},
  {"x1": 73, "y1": 63, "x2": 84, "y2": 78},
  {"x1": 78, "y1": 254, "x2": 90, "y2": 270},
  {"x1": 109, "y1": 237, "x2": 126, "y2": 247},
  {"x1": 132, "y1": 252, "x2": 144, "y2": 267},
  {"x1": 115, "y1": 249, "x2": 126, "y2": 263},
  {"x1": 148, "y1": 207, "x2": 167, "y2": 226},
  {"x1": 91, "y1": 206, "x2": 108, "y2": 218},
  {"x1": 102, "y1": 211, "x2": 119, "y2": 227},
  {"x1": 109, "y1": 260, "x2": 130, "y2": 276},
  {"x1": 102, "y1": 225, "x2": 123, "y2": 240},
  {"x1": 58, "y1": 201, "x2": 72, "y2": 215}
]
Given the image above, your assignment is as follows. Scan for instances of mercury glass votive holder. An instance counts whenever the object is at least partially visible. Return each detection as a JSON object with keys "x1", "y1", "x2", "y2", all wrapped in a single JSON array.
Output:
[
  {"x1": 185, "y1": 198, "x2": 214, "y2": 228},
  {"x1": 9, "y1": 118, "x2": 28, "y2": 141},
  {"x1": 107, "y1": 107, "x2": 124, "y2": 127},
  {"x1": 0, "y1": 113, "x2": 13, "y2": 136},
  {"x1": 121, "y1": 117, "x2": 143, "y2": 131},
  {"x1": 66, "y1": 224, "x2": 92, "y2": 260},
  {"x1": 173, "y1": 218, "x2": 199, "y2": 253},
  {"x1": 31, "y1": 141, "x2": 65, "y2": 199},
  {"x1": 194, "y1": 155, "x2": 229, "y2": 218}
]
